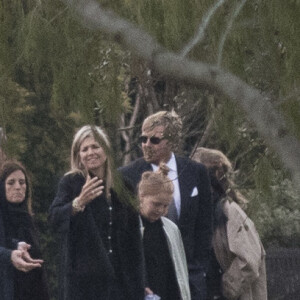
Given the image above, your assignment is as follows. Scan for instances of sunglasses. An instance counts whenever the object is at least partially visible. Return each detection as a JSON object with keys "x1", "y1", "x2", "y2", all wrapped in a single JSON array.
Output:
[{"x1": 138, "y1": 135, "x2": 164, "y2": 145}]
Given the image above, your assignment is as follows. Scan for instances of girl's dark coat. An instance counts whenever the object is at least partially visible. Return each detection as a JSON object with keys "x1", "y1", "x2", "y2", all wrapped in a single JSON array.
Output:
[{"x1": 49, "y1": 173, "x2": 145, "y2": 300}]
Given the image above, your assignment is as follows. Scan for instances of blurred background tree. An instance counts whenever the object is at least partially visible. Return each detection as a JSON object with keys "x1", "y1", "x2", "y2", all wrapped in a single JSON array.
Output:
[{"x1": 0, "y1": 0, "x2": 299, "y2": 298}]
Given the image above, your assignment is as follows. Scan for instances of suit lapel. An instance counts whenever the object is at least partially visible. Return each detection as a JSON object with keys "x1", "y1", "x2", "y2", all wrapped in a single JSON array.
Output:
[
  {"x1": 176, "y1": 156, "x2": 193, "y2": 223},
  {"x1": 140, "y1": 159, "x2": 152, "y2": 172}
]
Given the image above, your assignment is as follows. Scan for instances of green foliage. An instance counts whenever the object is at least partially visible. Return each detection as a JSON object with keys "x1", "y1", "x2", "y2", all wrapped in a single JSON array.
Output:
[{"x1": 247, "y1": 178, "x2": 300, "y2": 247}]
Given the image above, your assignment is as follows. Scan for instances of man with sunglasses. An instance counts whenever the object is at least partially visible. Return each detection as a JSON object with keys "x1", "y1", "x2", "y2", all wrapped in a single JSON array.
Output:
[{"x1": 120, "y1": 111, "x2": 212, "y2": 300}]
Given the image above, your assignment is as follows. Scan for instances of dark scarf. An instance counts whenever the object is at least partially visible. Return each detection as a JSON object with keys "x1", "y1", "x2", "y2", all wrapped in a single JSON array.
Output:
[
  {"x1": 0, "y1": 183, "x2": 49, "y2": 300},
  {"x1": 4, "y1": 202, "x2": 38, "y2": 251}
]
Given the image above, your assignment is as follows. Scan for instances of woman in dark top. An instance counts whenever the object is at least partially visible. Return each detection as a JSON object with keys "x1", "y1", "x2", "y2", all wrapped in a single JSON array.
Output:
[
  {"x1": 0, "y1": 160, "x2": 49, "y2": 300},
  {"x1": 49, "y1": 125, "x2": 145, "y2": 300}
]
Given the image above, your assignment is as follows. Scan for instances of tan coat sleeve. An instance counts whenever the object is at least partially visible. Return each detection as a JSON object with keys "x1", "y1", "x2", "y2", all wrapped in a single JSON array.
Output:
[{"x1": 222, "y1": 202, "x2": 265, "y2": 300}]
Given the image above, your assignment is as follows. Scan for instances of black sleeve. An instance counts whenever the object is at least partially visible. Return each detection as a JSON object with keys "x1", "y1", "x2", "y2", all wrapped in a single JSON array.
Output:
[{"x1": 48, "y1": 174, "x2": 83, "y2": 233}]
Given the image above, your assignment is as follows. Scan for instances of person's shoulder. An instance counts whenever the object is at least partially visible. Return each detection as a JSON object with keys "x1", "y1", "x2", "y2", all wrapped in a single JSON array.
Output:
[
  {"x1": 119, "y1": 158, "x2": 148, "y2": 176},
  {"x1": 59, "y1": 172, "x2": 84, "y2": 185},
  {"x1": 119, "y1": 158, "x2": 146, "y2": 169},
  {"x1": 226, "y1": 200, "x2": 249, "y2": 227},
  {"x1": 226, "y1": 200, "x2": 262, "y2": 247},
  {"x1": 161, "y1": 216, "x2": 179, "y2": 231},
  {"x1": 228, "y1": 201, "x2": 246, "y2": 216},
  {"x1": 175, "y1": 155, "x2": 208, "y2": 172}
]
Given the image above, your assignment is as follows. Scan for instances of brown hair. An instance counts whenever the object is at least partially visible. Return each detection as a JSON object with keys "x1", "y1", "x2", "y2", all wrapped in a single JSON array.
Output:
[
  {"x1": 193, "y1": 147, "x2": 248, "y2": 209},
  {"x1": 0, "y1": 160, "x2": 33, "y2": 215}
]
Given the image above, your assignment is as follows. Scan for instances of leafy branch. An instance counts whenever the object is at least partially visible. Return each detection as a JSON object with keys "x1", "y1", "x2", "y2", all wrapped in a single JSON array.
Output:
[{"x1": 61, "y1": 0, "x2": 300, "y2": 186}]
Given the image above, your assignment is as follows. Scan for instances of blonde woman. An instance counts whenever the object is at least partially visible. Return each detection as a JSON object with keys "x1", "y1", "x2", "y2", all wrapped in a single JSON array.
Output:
[{"x1": 49, "y1": 125, "x2": 144, "y2": 300}]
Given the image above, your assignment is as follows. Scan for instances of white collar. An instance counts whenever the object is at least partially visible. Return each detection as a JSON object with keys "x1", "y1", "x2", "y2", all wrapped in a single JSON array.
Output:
[{"x1": 151, "y1": 152, "x2": 177, "y2": 172}]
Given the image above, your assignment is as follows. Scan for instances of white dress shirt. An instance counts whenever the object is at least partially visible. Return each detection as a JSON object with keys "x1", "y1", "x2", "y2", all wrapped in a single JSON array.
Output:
[{"x1": 151, "y1": 153, "x2": 181, "y2": 216}]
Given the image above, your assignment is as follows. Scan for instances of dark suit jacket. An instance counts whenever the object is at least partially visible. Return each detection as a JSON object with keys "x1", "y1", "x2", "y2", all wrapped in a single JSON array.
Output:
[{"x1": 120, "y1": 156, "x2": 213, "y2": 299}]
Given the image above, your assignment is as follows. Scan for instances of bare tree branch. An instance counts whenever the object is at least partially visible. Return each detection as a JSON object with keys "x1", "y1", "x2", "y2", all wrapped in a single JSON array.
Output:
[
  {"x1": 217, "y1": 0, "x2": 247, "y2": 66},
  {"x1": 180, "y1": 0, "x2": 226, "y2": 57},
  {"x1": 129, "y1": 86, "x2": 141, "y2": 129},
  {"x1": 120, "y1": 86, "x2": 141, "y2": 165},
  {"x1": 190, "y1": 118, "x2": 214, "y2": 159},
  {"x1": 118, "y1": 126, "x2": 136, "y2": 132},
  {"x1": 61, "y1": 0, "x2": 300, "y2": 185},
  {"x1": 49, "y1": 6, "x2": 69, "y2": 24},
  {"x1": 63, "y1": 0, "x2": 162, "y2": 60}
]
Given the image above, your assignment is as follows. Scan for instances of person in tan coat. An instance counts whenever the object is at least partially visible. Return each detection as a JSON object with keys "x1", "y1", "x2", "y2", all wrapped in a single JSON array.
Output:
[{"x1": 193, "y1": 147, "x2": 267, "y2": 300}]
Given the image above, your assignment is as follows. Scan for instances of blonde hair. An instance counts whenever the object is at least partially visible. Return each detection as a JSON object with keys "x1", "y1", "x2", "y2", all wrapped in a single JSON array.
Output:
[
  {"x1": 142, "y1": 111, "x2": 182, "y2": 151},
  {"x1": 68, "y1": 125, "x2": 113, "y2": 198},
  {"x1": 193, "y1": 147, "x2": 247, "y2": 209},
  {"x1": 138, "y1": 163, "x2": 174, "y2": 197}
]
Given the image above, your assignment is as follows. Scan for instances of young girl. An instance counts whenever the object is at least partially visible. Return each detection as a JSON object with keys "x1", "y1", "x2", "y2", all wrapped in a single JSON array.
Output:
[{"x1": 138, "y1": 164, "x2": 191, "y2": 300}]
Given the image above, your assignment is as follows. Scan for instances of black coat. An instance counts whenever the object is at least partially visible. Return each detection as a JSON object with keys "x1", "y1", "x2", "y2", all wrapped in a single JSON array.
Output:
[
  {"x1": 120, "y1": 156, "x2": 213, "y2": 300},
  {"x1": 0, "y1": 199, "x2": 49, "y2": 300},
  {"x1": 0, "y1": 209, "x2": 14, "y2": 300},
  {"x1": 49, "y1": 173, "x2": 145, "y2": 300}
]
